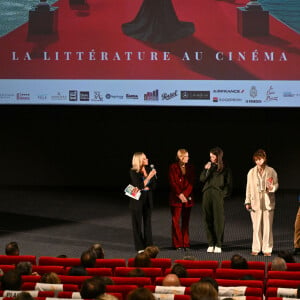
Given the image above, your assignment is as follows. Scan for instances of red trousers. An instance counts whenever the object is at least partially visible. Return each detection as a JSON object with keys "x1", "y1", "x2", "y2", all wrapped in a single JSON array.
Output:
[{"x1": 171, "y1": 206, "x2": 191, "y2": 248}]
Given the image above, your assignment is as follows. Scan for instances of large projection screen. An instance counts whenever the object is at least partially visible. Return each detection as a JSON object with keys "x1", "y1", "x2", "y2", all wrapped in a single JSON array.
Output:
[{"x1": 0, "y1": 0, "x2": 299, "y2": 107}]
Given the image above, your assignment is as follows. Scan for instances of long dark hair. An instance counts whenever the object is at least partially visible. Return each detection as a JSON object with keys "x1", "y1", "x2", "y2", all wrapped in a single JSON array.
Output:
[{"x1": 210, "y1": 147, "x2": 224, "y2": 172}]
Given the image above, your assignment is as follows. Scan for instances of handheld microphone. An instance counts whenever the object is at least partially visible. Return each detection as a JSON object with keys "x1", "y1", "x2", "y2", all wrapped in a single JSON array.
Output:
[{"x1": 150, "y1": 164, "x2": 157, "y2": 179}]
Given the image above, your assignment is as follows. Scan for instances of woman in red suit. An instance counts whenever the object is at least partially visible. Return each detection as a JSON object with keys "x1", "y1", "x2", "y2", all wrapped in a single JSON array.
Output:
[{"x1": 169, "y1": 149, "x2": 195, "y2": 250}]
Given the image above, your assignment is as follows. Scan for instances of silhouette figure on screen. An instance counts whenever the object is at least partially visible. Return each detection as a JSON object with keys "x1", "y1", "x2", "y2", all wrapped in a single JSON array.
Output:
[{"x1": 122, "y1": 0, "x2": 195, "y2": 43}]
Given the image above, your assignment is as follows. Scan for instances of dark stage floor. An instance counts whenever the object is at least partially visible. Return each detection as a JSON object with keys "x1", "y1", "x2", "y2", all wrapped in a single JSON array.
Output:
[{"x1": 0, "y1": 187, "x2": 299, "y2": 263}]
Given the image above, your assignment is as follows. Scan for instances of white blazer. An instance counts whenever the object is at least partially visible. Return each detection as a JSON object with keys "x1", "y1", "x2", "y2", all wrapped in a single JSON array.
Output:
[{"x1": 245, "y1": 165, "x2": 279, "y2": 211}]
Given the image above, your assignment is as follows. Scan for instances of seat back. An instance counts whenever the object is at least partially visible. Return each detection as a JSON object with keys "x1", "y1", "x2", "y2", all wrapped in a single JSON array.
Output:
[
  {"x1": 216, "y1": 269, "x2": 265, "y2": 281},
  {"x1": 127, "y1": 258, "x2": 171, "y2": 270},
  {"x1": 174, "y1": 260, "x2": 219, "y2": 270},
  {"x1": 0, "y1": 255, "x2": 37, "y2": 265},
  {"x1": 221, "y1": 260, "x2": 265, "y2": 270},
  {"x1": 38, "y1": 256, "x2": 81, "y2": 267},
  {"x1": 164, "y1": 268, "x2": 214, "y2": 278}
]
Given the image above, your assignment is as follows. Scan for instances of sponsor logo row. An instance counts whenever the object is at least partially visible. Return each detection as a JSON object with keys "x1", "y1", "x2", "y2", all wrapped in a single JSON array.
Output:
[{"x1": 0, "y1": 86, "x2": 299, "y2": 103}]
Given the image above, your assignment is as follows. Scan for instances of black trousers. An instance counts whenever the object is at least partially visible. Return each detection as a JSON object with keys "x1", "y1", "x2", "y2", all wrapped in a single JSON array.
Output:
[{"x1": 130, "y1": 194, "x2": 153, "y2": 251}]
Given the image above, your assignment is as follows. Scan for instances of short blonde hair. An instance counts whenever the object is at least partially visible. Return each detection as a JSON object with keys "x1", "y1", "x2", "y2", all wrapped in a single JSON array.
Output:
[
  {"x1": 131, "y1": 152, "x2": 145, "y2": 172},
  {"x1": 191, "y1": 281, "x2": 218, "y2": 300},
  {"x1": 271, "y1": 257, "x2": 287, "y2": 271},
  {"x1": 177, "y1": 149, "x2": 188, "y2": 161}
]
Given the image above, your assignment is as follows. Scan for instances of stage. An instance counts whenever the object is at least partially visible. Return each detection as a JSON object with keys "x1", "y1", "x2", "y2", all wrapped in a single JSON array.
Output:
[{"x1": 0, "y1": 186, "x2": 299, "y2": 263}]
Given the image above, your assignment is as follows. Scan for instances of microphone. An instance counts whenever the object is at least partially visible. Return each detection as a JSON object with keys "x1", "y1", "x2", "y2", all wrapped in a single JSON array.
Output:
[{"x1": 150, "y1": 164, "x2": 157, "y2": 179}]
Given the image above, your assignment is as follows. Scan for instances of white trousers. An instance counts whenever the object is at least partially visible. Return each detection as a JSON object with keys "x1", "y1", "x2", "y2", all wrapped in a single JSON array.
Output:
[{"x1": 251, "y1": 209, "x2": 274, "y2": 253}]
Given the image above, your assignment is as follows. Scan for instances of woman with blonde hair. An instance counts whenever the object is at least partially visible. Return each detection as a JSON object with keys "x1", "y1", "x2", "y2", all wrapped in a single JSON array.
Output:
[
  {"x1": 169, "y1": 148, "x2": 195, "y2": 250},
  {"x1": 129, "y1": 152, "x2": 157, "y2": 251}
]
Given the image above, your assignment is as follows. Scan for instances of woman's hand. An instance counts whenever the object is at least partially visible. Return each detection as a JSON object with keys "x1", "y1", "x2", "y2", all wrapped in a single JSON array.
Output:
[{"x1": 179, "y1": 193, "x2": 188, "y2": 203}]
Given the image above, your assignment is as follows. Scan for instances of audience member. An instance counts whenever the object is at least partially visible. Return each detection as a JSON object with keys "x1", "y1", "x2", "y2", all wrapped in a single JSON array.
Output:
[
  {"x1": 5, "y1": 242, "x2": 20, "y2": 256},
  {"x1": 191, "y1": 281, "x2": 218, "y2": 300},
  {"x1": 127, "y1": 287, "x2": 155, "y2": 300},
  {"x1": 1, "y1": 270, "x2": 22, "y2": 290},
  {"x1": 297, "y1": 285, "x2": 300, "y2": 298},
  {"x1": 100, "y1": 277, "x2": 114, "y2": 285},
  {"x1": 133, "y1": 252, "x2": 152, "y2": 268},
  {"x1": 90, "y1": 243, "x2": 105, "y2": 259},
  {"x1": 128, "y1": 268, "x2": 146, "y2": 277},
  {"x1": 80, "y1": 276, "x2": 105, "y2": 299},
  {"x1": 271, "y1": 257, "x2": 287, "y2": 271},
  {"x1": 15, "y1": 262, "x2": 37, "y2": 276},
  {"x1": 143, "y1": 245, "x2": 159, "y2": 258},
  {"x1": 40, "y1": 272, "x2": 61, "y2": 284},
  {"x1": 278, "y1": 250, "x2": 296, "y2": 263},
  {"x1": 81, "y1": 249, "x2": 97, "y2": 268},
  {"x1": 57, "y1": 254, "x2": 68, "y2": 258},
  {"x1": 230, "y1": 254, "x2": 248, "y2": 269},
  {"x1": 15, "y1": 292, "x2": 34, "y2": 300},
  {"x1": 68, "y1": 265, "x2": 88, "y2": 276},
  {"x1": 199, "y1": 277, "x2": 219, "y2": 293},
  {"x1": 171, "y1": 263, "x2": 187, "y2": 278},
  {"x1": 162, "y1": 274, "x2": 181, "y2": 287}
]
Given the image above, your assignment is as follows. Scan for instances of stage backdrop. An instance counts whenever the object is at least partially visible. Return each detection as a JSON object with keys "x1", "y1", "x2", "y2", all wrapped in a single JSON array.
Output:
[{"x1": 0, "y1": 0, "x2": 299, "y2": 107}]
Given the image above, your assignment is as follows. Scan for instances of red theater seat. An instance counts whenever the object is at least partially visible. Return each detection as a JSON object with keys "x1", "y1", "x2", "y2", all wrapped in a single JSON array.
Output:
[
  {"x1": 38, "y1": 256, "x2": 81, "y2": 267},
  {"x1": 58, "y1": 275, "x2": 92, "y2": 286},
  {"x1": 0, "y1": 265, "x2": 15, "y2": 273},
  {"x1": 127, "y1": 258, "x2": 171, "y2": 270},
  {"x1": 32, "y1": 265, "x2": 65, "y2": 274},
  {"x1": 95, "y1": 259, "x2": 127, "y2": 269},
  {"x1": 174, "y1": 260, "x2": 219, "y2": 270},
  {"x1": 21, "y1": 282, "x2": 79, "y2": 291},
  {"x1": 114, "y1": 267, "x2": 162, "y2": 280},
  {"x1": 221, "y1": 260, "x2": 266, "y2": 270},
  {"x1": 0, "y1": 255, "x2": 37, "y2": 265},
  {"x1": 267, "y1": 262, "x2": 300, "y2": 271},
  {"x1": 110, "y1": 277, "x2": 152, "y2": 286},
  {"x1": 215, "y1": 269, "x2": 265, "y2": 281},
  {"x1": 267, "y1": 271, "x2": 300, "y2": 280},
  {"x1": 63, "y1": 267, "x2": 113, "y2": 276},
  {"x1": 266, "y1": 279, "x2": 300, "y2": 288},
  {"x1": 265, "y1": 287, "x2": 298, "y2": 298},
  {"x1": 154, "y1": 277, "x2": 200, "y2": 286},
  {"x1": 106, "y1": 285, "x2": 138, "y2": 298},
  {"x1": 0, "y1": 291, "x2": 55, "y2": 297},
  {"x1": 21, "y1": 275, "x2": 41, "y2": 282},
  {"x1": 216, "y1": 279, "x2": 264, "y2": 289},
  {"x1": 164, "y1": 268, "x2": 214, "y2": 278}
]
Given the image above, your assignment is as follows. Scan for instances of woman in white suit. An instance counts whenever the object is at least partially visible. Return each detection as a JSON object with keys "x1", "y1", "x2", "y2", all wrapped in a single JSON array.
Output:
[{"x1": 245, "y1": 149, "x2": 279, "y2": 256}]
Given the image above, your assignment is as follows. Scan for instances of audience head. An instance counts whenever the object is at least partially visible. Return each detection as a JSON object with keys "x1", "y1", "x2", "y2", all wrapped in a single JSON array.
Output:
[
  {"x1": 297, "y1": 285, "x2": 300, "y2": 298},
  {"x1": 133, "y1": 252, "x2": 152, "y2": 268},
  {"x1": 241, "y1": 275, "x2": 255, "y2": 280},
  {"x1": 199, "y1": 277, "x2": 219, "y2": 293},
  {"x1": 80, "y1": 276, "x2": 106, "y2": 299},
  {"x1": 127, "y1": 287, "x2": 155, "y2": 300},
  {"x1": 81, "y1": 249, "x2": 97, "y2": 268},
  {"x1": 15, "y1": 292, "x2": 35, "y2": 300},
  {"x1": 57, "y1": 254, "x2": 68, "y2": 258},
  {"x1": 277, "y1": 250, "x2": 296, "y2": 263},
  {"x1": 162, "y1": 274, "x2": 181, "y2": 287},
  {"x1": 128, "y1": 268, "x2": 146, "y2": 277},
  {"x1": 100, "y1": 277, "x2": 114, "y2": 285},
  {"x1": 230, "y1": 254, "x2": 248, "y2": 269},
  {"x1": 68, "y1": 266, "x2": 88, "y2": 276},
  {"x1": 271, "y1": 257, "x2": 287, "y2": 271},
  {"x1": 191, "y1": 281, "x2": 218, "y2": 300},
  {"x1": 1, "y1": 269, "x2": 22, "y2": 290},
  {"x1": 143, "y1": 246, "x2": 159, "y2": 258},
  {"x1": 171, "y1": 263, "x2": 187, "y2": 278},
  {"x1": 41, "y1": 272, "x2": 61, "y2": 284},
  {"x1": 5, "y1": 242, "x2": 20, "y2": 256},
  {"x1": 15, "y1": 261, "x2": 32, "y2": 276},
  {"x1": 90, "y1": 243, "x2": 105, "y2": 259}
]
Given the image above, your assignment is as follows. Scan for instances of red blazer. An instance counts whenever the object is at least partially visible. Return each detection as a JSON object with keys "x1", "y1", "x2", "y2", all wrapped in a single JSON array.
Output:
[{"x1": 168, "y1": 162, "x2": 195, "y2": 207}]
